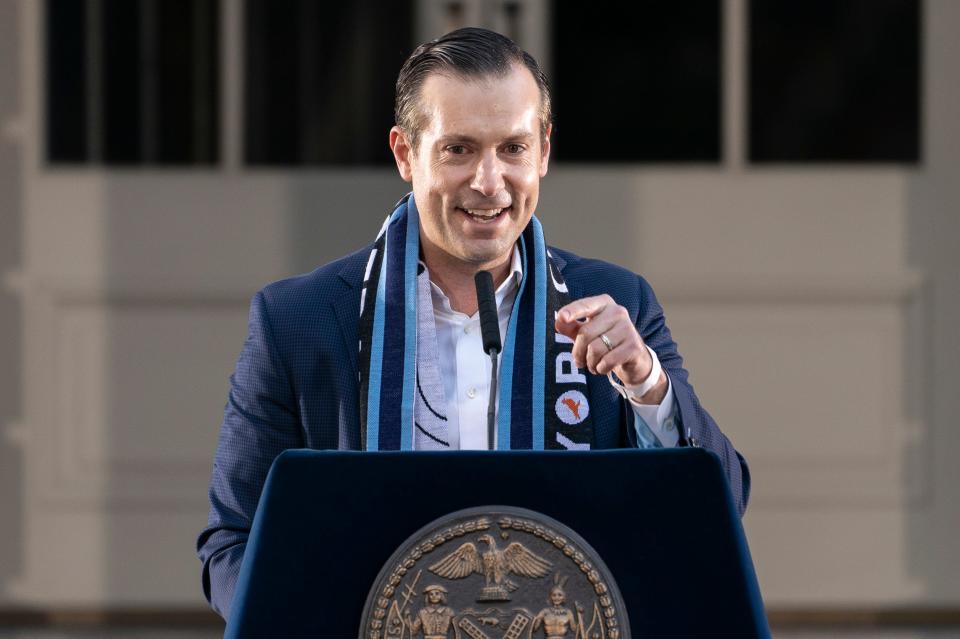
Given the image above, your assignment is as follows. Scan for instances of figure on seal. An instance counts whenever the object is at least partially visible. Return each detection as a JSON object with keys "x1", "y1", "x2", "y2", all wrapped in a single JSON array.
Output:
[
  {"x1": 406, "y1": 584, "x2": 456, "y2": 639},
  {"x1": 532, "y1": 576, "x2": 580, "y2": 638}
]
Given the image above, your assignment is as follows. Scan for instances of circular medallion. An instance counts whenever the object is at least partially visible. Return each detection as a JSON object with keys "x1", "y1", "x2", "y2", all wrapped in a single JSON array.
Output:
[
  {"x1": 555, "y1": 390, "x2": 590, "y2": 425},
  {"x1": 359, "y1": 506, "x2": 630, "y2": 639}
]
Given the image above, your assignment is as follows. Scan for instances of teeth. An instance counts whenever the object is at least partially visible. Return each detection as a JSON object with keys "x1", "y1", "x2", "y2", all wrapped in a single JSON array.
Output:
[{"x1": 463, "y1": 207, "x2": 505, "y2": 218}]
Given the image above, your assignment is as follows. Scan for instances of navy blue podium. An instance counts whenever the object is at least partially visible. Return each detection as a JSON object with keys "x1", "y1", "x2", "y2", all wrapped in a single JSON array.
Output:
[{"x1": 225, "y1": 448, "x2": 769, "y2": 638}]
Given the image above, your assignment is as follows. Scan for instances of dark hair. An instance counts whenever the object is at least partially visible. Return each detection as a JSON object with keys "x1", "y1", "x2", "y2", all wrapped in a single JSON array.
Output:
[{"x1": 394, "y1": 27, "x2": 552, "y2": 151}]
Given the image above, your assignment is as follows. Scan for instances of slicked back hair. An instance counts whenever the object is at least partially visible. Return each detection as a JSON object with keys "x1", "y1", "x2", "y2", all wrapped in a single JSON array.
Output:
[{"x1": 394, "y1": 27, "x2": 552, "y2": 153}]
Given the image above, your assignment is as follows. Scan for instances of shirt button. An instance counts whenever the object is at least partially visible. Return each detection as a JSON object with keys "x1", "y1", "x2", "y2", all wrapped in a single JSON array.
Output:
[
  {"x1": 463, "y1": 325, "x2": 471, "y2": 334},
  {"x1": 665, "y1": 419, "x2": 675, "y2": 432},
  {"x1": 467, "y1": 388, "x2": 477, "y2": 399}
]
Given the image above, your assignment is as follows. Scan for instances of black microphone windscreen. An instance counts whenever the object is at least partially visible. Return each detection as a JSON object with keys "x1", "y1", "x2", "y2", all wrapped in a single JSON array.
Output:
[{"x1": 474, "y1": 270, "x2": 502, "y2": 355}]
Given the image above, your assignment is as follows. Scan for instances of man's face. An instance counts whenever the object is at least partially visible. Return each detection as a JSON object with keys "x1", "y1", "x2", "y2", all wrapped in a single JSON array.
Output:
[
  {"x1": 390, "y1": 64, "x2": 551, "y2": 273},
  {"x1": 427, "y1": 589, "x2": 443, "y2": 604}
]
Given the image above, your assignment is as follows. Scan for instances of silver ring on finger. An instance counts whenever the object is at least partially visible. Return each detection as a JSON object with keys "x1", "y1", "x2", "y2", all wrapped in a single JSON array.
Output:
[{"x1": 600, "y1": 333, "x2": 615, "y2": 352}]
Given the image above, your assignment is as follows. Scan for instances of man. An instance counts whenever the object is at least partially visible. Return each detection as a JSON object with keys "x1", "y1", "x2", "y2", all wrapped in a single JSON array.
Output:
[
  {"x1": 197, "y1": 27, "x2": 749, "y2": 620},
  {"x1": 406, "y1": 585, "x2": 456, "y2": 638},
  {"x1": 532, "y1": 581, "x2": 579, "y2": 638}
]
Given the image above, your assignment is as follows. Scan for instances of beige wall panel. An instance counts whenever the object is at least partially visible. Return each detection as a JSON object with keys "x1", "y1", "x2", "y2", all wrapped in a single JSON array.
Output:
[
  {"x1": 538, "y1": 170, "x2": 907, "y2": 277},
  {"x1": 634, "y1": 171, "x2": 907, "y2": 277},
  {"x1": 25, "y1": 176, "x2": 108, "y2": 286},
  {"x1": 747, "y1": 510, "x2": 927, "y2": 604},
  {"x1": 28, "y1": 299, "x2": 249, "y2": 505},
  {"x1": 11, "y1": 510, "x2": 208, "y2": 605},
  {"x1": 667, "y1": 302, "x2": 914, "y2": 484}
]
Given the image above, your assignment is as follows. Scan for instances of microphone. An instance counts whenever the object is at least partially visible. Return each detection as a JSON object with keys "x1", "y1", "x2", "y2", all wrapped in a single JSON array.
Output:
[
  {"x1": 474, "y1": 271, "x2": 501, "y2": 450},
  {"x1": 474, "y1": 271, "x2": 502, "y2": 356}
]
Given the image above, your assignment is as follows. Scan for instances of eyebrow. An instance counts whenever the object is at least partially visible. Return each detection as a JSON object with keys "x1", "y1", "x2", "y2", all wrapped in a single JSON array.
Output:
[{"x1": 436, "y1": 132, "x2": 536, "y2": 146}]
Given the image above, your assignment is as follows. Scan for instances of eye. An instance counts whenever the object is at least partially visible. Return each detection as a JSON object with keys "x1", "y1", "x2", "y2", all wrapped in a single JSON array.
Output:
[
  {"x1": 505, "y1": 143, "x2": 525, "y2": 154},
  {"x1": 446, "y1": 145, "x2": 467, "y2": 155}
]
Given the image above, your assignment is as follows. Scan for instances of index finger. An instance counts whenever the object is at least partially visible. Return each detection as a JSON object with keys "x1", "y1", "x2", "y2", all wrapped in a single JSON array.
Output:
[{"x1": 557, "y1": 294, "x2": 612, "y2": 324}]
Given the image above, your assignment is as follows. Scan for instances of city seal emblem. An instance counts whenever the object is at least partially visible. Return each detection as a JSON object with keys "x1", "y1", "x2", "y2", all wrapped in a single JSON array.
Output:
[{"x1": 359, "y1": 506, "x2": 630, "y2": 639}]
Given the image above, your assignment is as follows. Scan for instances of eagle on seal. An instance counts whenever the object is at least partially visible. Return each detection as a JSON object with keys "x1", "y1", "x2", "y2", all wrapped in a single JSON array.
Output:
[{"x1": 428, "y1": 534, "x2": 553, "y2": 601}]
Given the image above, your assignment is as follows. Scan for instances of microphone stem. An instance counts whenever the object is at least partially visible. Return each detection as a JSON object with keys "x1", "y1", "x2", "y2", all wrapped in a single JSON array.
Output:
[{"x1": 487, "y1": 349, "x2": 498, "y2": 450}]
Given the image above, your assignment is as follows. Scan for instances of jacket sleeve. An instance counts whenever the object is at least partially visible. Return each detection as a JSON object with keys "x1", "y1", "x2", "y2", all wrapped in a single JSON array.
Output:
[
  {"x1": 196, "y1": 290, "x2": 304, "y2": 620},
  {"x1": 635, "y1": 275, "x2": 751, "y2": 516}
]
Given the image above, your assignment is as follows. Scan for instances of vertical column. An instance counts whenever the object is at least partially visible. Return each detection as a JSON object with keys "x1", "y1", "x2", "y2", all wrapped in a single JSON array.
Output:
[
  {"x1": 220, "y1": 0, "x2": 242, "y2": 170},
  {"x1": 138, "y1": 0, "x2": 157, "y2": 164},
  {"x1": 723, "y1": 0, "x2": 746, "y2": 170},
  {"x1": 85, "y1": 0, "x2": 103, "y2": 163}
]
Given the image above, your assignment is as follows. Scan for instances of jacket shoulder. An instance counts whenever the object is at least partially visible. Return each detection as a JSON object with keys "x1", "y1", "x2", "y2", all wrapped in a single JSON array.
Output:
[
  {"x1": 257, "y1": 244, "x2": 371, "y2": 309},
  {"x1": 549, "y1": 246, "x2": 648, "y2": 299}
]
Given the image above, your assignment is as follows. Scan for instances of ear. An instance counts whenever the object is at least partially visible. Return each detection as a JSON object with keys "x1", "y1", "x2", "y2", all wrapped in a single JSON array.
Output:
[
  {"x1": 538, "y1": 123, "x2": 552, "y2": 178},
  {"x1": 390, "y1": 126, "x2": 414, "y2": 183}
]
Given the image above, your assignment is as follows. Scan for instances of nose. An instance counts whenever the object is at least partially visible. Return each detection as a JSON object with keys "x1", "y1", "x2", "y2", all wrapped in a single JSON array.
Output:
[{"x1": 470, "y1": 151, "x2": 506, "y2": 197}]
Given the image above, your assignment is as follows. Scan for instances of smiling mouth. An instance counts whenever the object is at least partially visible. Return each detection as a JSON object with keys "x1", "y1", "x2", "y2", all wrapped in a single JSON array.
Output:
[{"x1": 458, "y1": 206, "x2": 512, "y2": 223}]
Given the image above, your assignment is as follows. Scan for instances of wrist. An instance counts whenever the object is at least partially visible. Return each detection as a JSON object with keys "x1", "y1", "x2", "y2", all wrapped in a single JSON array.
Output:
[
  {"x1": 610, "y1": 345, "x2": 664, "y2": 404},
  {"x1": 629, "y1": 371, "x2": 668, "y2": 405}
]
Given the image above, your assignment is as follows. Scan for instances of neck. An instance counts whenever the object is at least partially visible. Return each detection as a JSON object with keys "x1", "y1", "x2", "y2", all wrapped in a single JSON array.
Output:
[{"x1": 422, "y1": 247, "x2": 513, "y2": 316}]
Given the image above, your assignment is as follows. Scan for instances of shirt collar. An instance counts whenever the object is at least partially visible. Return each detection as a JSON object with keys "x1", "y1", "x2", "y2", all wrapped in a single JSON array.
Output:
[{"x1": 424, "y1": 244, "x2": 523, "y2": 318}]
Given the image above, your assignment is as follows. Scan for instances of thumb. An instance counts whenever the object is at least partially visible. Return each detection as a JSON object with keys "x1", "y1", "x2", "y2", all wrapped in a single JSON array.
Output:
[{"x1": 555, "y1": 309, "x2": 582, "y2": 339}]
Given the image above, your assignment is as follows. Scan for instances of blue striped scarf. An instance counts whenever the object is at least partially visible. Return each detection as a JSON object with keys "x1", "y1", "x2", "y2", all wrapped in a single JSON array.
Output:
[{"x1": 358, "y1": 194, "x2": 595, "y2": 451}]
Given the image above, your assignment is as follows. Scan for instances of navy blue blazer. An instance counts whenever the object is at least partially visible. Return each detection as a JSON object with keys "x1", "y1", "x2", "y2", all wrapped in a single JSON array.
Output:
[{"x1": 197, "y1": 244, "x2": 750, "y2": 619}]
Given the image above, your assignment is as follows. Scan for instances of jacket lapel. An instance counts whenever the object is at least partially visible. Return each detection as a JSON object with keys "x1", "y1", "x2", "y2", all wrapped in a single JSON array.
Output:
[
  {"x1": 549, "y1": 248, "x2": 568, "y2": 274},
  {"x1": 333, "y1": 251, "x2": 369, "y2": 376}
]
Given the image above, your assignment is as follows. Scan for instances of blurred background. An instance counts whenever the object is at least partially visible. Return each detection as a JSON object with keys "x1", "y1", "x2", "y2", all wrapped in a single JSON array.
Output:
[{"x1": 1, "y1": 0, "x2": 958, "y2": 636}]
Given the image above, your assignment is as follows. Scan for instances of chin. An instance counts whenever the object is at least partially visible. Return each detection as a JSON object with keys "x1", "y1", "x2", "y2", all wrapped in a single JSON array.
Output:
[{"x1": 458, "y1": 241, "x2": 512, "y2": 266}]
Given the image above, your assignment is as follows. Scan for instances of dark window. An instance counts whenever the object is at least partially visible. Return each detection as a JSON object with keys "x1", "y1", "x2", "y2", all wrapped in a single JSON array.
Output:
[
  {"x1": 749, "y1": 0, "x2": 920, "y2": 163},
  {"x1": 101, "y1": 0, "x2": 142, "y2": 163},
  {"x1": 244, "y1": 0, "x2": 413, "y2": 165},
  {"x1": 45, "y1": 0, "x2": 219, "y2": 165},
  {"x1": 550, "y1": 1, "x2": 722, "y2": 163},
  {"x1": 46, "y1": 0, "x2": 88, "y2": 162}
]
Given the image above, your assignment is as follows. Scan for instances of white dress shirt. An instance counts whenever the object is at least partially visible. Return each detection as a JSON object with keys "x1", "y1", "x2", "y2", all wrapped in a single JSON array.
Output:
[{"x1": 427, "y1": 247, "x2": 679, "y2": 450}]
